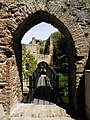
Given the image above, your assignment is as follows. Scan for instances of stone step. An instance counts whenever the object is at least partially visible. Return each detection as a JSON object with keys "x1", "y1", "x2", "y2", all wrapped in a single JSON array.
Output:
[
  {"x1": 11, "y1": 117, "x2": 75, "y2": 120},
  {"x1": 10, "y1": 104, "x2": 70, "y2": 118}
]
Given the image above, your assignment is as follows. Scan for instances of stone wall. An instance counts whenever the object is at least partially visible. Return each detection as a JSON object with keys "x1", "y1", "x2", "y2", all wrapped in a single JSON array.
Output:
[
  {"x1": 26, "y1": 35, "x2": 53, "y2": 65},
  {"x1": 0, "y1": 49, "x2": 22, "y2": 114},
  {"x1": 36, "y1": 54, "x2": 52, "y2": 65},
  {"x1": 0, "y1": 0, "x2": 90, "y2": 115}
]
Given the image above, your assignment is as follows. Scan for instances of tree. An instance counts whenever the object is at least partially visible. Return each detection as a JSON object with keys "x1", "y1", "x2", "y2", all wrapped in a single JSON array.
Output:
[
  {"x1": 52, "y1": 32, "x2": 68, "y2": 73},
  {"x1": 51, "y1": 32, "x2": 69, "y2": 100},
  {"x1": 22, "y1": 44, "x2": 37, "y2": 82}
]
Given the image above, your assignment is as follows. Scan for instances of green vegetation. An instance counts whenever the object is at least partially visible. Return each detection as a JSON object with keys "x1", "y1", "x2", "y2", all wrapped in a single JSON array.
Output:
[
  {"x1": 58, "y1": 73, "x2": 68, "y2": 93},
  {"x1": 82, "y1": 0, "x2": 90, "y2": 8},
  {"x1": 40, "y1": 47, "x2": 45, "y2": 54},
  {"x1": 82, "y1": 0, "x2": 90, "y2": 3},
  {"x1": 52, "y1": 32, "x2": 63, "y2": 49},
  {"x1": 22, "y1": 44, "x2": 37, "y2": 82},
  {"x1": 52, "y1": 32, "x2": 69, "y2": 103},
  {"x1": 61, "y1": 96, "x2": 69, "y2": 103},
  {"x1": 59, "y1": 73, "x2": 68, "y2": 88},
  {"x1": 52, "y1": 32, "x2": 68, "y2": 72}
]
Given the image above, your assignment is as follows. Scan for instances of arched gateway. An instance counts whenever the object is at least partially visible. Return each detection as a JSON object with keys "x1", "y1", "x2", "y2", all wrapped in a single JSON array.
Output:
[
  {"x1": 0, "y1": 0, "x2": 90, "y2": 117},
  {"x1": 27, "y1": 62, "x2": 59, "y2": 104}
]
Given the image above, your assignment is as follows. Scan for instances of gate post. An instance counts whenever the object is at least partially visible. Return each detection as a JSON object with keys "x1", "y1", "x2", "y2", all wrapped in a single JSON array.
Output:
[
  {"x1": 28, "y1": 74, "x2": 33, "y2": 102},
  {"x1": 85, "y1": 70, "x2": 90, "y2": 120},
  {"x1": 29, "y1": 74, "x2": 32, "y2": 92}
]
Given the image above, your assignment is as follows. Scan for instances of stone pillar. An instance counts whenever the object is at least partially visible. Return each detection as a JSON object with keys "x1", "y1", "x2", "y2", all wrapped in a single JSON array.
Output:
[
  {"x1": 85, "y1": 70, "x2": 90, "y2": 120},
  {"x1": 0, "y1": 55, "x2": 22, "y2": 114},
  {"x1": 68, "y1": 64, "x2": 77, "y2": 114}
]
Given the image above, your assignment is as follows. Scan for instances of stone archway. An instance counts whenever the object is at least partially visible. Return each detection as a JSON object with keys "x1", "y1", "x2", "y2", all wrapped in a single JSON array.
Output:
[{"x1": 0, "y1": 0, "x2": 89, "y2": 116}]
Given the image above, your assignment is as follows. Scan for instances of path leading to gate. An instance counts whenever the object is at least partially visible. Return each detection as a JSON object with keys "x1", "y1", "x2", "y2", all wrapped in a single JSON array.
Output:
[
  {"x1": 9, "y1": 74, "x2": 85, "y2": 120},
  {"x1": 10, "y1": 103, "x2": 75, "y2": 120},
  {"x1": 0, "y1": 62, "x2": 85, "y2": 120},
  {"x1": 15, "y1": 66, "x2": 75, "y2": 120},
  {"x1": 0, "y1": 103, "x2": 85, "y2": 120}
]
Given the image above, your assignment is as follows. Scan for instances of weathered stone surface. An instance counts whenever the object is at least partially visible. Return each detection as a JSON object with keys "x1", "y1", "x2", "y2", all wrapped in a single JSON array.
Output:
[
  {"x1": 0, "y1": 104, "x2": 6, "y2": 119},
  {"x1": 10, "y1": 104, "x2": 70, "y2": 118}
]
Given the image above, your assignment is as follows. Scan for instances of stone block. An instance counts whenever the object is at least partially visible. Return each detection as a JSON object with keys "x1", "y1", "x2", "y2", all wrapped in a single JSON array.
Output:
[{"x1": 0, "y1": 104, "x2": 6, "y2": 119}]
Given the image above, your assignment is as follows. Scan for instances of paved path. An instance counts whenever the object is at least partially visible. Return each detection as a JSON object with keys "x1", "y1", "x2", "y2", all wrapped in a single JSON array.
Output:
[
  {"x1": 0, "y1": 103, "x2": 85, "y2": 120},
  {"x1": 10, "y1": 103, "x2": 76, "y2": 120},
  {"x1": 17, "y1": 75, "x2": 75, "y2": 120},
  {"x1": 2, "y1": 75, "x2": 86, "y2": 120},
  {"x1": 11, "y1": 117, "x2": 75, "y2": 120}
]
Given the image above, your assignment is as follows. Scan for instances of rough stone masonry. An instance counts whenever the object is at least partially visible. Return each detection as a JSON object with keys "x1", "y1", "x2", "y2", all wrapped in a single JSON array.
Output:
[{"x1": 0, "y1": 0, "x2": 90, "y2": 117}]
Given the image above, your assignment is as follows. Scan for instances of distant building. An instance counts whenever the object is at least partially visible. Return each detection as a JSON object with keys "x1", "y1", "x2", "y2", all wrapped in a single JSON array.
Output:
[{"x1": 25, "y1": 36, "x2": 53, "y2": 65}]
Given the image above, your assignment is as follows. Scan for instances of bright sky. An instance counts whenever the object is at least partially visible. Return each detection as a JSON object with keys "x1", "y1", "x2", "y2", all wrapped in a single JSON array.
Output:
[{"x1": 21, "y1": 22, "x2": 58, "y2": 44}]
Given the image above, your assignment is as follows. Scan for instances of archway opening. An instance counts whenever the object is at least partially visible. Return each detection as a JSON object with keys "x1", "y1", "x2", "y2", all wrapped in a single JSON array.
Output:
[
  {"x1": 21, "y1": 22, "x2": 69, "y2": 105},
  {"x1": 13, "y1": 10, "x2": 77, "y2": 116},
  {"x1": 21, "y1": 22, "x2": 59, "y2": 97}
]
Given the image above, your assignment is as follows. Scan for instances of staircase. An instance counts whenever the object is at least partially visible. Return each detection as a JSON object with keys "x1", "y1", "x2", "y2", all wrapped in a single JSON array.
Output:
[{"x1": 10, "y1": 103, "x2": 75, "y2": 120}]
